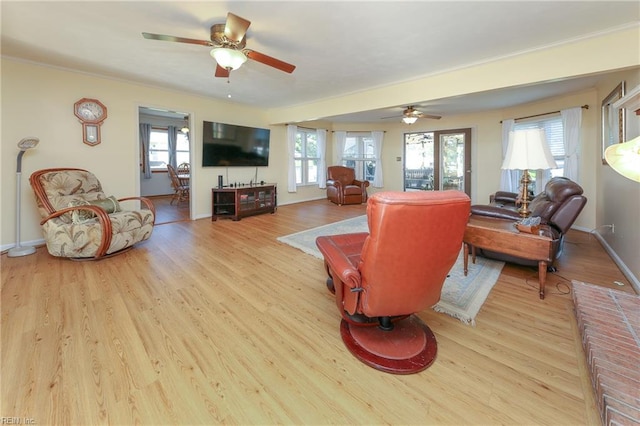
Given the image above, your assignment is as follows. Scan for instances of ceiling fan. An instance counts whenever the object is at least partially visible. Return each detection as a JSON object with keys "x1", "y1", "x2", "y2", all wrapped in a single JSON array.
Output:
[
  {"x1": 142, "y1": 12, "x2": 296, "y2": 79},
  {"x1": 382, "y1": 106, "x2": 442, "y2": 124}
]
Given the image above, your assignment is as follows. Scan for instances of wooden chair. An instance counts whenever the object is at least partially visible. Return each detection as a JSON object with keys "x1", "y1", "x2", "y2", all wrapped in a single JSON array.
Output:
[
  {"x1": 29, "y1": 168, "x2": 155, "y2": 259},
  {"x1": 176, "y1": 162, "x2": 190, "y2": 176},
  {"x1": 167, "y1": 164, "x2": 189, "y2": 205}
]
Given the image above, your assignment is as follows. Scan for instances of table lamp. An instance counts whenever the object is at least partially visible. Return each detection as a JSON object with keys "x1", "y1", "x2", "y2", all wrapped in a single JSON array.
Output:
[
  {"x1": 605, "y1": 135, "x2": 640, "y2": 182},
  {"x1": 501, "y1": 129, "x2": 557, "y2": 217}
]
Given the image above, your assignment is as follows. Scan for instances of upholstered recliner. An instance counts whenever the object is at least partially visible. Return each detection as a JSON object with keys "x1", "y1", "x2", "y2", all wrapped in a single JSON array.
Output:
[
  {"x1": 30, "y1": 168, "x2": 156, "y2": 259},
  {"x1": 326, "y1": 166, "x2": 369, "y2": 205},
  {"x1": 316, "y1": 191, "x2": 470, "y2": 374},
  {"x1": 470, "y1": 176, "x2": 586, "y2": 267}
]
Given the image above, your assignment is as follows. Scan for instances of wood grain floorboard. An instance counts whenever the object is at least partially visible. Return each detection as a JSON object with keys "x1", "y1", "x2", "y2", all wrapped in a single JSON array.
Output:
[{"x1": 1, "y1": 199, "x2": 635, "y2": 425}]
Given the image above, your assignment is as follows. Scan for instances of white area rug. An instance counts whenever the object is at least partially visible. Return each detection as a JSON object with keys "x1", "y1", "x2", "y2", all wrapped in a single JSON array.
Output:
[{"x1": 277, "y1": 215, "x2": 504, "y2": 325}]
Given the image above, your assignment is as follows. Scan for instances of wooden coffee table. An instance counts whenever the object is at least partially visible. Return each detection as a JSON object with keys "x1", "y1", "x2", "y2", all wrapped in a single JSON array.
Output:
[{"x1": 463, "y1": 215, "x2": 554, "y2": 299}]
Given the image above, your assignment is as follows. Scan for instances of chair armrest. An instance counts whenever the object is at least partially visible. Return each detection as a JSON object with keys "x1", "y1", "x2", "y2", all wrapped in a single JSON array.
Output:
[
  {"x1": 119, "y1": 196, "x2": 156, "y2": 220},
  {"x1": 326, "y1": 179, "x2": 341, "y2": 188},
  {"x1": 41, "y1": 205, "x2": 111, "y2": 226},
  {"x1": 316, "y1": 233, "x2": 368, "y2": 290},
  {"x1": 470, "y1": 205, "x2": 522, "y2": 221},
  {"x1": 353, "y1": 179, "x2": 369, "y2": 188},
  {"x1": 492, "y1": 191, "x2": 519, "y2": 204}
]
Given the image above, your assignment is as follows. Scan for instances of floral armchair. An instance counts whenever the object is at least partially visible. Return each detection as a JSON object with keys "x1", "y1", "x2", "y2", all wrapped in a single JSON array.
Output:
[{"x1": 29, "y1": 168, "x2": 155, "y2": 259}]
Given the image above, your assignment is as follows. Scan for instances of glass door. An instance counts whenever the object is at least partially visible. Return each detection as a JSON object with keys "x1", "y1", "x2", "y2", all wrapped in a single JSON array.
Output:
[
  {"x1": 404, "y1": 132, "x2": 435, "y2": 191},
  {"x1": 404, "y1": 128, "x2": 471, "y2": 196}
]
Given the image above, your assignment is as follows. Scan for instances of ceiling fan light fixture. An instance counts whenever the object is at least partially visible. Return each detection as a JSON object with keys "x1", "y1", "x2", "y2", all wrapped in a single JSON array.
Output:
[
  {"x1": 402, "y1": 116, "x2": 418, "y2": 125},
  {"x1": 210, "y1": 47, "x2": 247, "y2": 70}
]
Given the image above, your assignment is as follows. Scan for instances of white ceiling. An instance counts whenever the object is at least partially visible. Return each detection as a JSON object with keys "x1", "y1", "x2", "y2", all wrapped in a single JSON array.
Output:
[{"x1": 2, "y1": 1, "x2": 639, "y2": 122}]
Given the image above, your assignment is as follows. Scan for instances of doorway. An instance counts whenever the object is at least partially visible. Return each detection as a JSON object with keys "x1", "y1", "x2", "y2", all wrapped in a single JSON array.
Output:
[
  {"x1": 403, "y1": 128, "x2": 471, "y2": 196},
  {"x1": 138, "y1": 107, "x2": 192, "y2": 224}
]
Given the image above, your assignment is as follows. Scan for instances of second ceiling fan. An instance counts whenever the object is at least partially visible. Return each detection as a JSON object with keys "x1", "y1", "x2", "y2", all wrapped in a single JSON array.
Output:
[
  {"x1": 382, "y1": 106, "x2": 442, "y2": 124},
  {"x1": 142, "y1": 12, "x2": 296, "y2": 78}
]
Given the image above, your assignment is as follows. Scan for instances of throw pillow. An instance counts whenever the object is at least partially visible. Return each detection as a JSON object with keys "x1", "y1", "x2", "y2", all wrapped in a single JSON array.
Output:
[{"x1": 68, "y1": 196, "x2": 121, "y2": 224}]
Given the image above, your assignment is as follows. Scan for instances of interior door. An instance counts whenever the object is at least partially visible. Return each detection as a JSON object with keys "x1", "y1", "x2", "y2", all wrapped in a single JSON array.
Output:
[
  {"x1": 138, "y1": 107, "x2": 192, "y2": 223},
  {"x1": 404, "y1": 128, "x2": 471, "y2": 196}
]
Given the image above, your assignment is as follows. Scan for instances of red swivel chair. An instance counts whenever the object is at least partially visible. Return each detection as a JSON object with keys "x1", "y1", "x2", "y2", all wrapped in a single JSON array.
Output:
[{"x1": 316, "y1": 191, "x2": 470, "y2": 374}]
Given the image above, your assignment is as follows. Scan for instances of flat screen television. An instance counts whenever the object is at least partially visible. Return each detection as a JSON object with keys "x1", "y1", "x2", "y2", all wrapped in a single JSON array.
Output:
[{"x1": 202, "y1": 121, "x2": 270, "y2": 167}]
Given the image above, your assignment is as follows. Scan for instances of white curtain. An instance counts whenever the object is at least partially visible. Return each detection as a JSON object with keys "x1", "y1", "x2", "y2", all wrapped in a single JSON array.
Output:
[
  {"x1": 333, "y1": 131, "x2": 346, "y2": 165},
  {"x1": 561, "y1": 106, "x2": 582, "y2": 182},
  {"x1": 139, "y1": 123, "x2": 152, "y2": 179},
  {"x1": 500, "y1": 119, "x2": 518, "y2": 192},
  {"x1": 286, "y1": 124, "x2": 297, "y2": 192},
  {"x1": 316, "y1": 128, "x2": 327, "y2": 188},
  {"x1": 372, "y1": 131, "x2": 384, "y2": 187}
]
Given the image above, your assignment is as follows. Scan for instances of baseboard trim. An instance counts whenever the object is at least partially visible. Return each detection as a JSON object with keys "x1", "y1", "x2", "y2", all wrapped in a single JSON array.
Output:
[{"x1": 592, "y1": 230, "x2": 640, "y2": 294}]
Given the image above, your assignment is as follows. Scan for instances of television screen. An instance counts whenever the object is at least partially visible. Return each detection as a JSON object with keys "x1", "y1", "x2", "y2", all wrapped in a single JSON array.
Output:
[{"x1": 202, "y1": 121, "x2": 270, "y2": 167}]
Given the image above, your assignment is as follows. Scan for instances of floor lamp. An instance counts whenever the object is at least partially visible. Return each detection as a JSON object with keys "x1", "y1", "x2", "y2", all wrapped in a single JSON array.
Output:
[
  {"x1": 501, "y1": 129, "x2": 557, "y2": 217},
  {"x1": 8, "y1": 137, "x2": 40, "y2": 258}
]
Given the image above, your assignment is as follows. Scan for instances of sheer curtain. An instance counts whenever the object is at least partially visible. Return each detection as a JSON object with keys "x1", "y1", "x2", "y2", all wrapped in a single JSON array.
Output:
[
  {"x1": 333, "y1": 131, "x2": 346, "y2": 165},
  {"x1": 372, "y1": 131, "x2": 384, "y2": 187},
  {"x1": 139, "y1": 123, "x2": 152, "y2": 179},
  {"x1": 316, "y1": 128, "x2": 327, "y2": 188},
  {"x1": 500, "y1": 119, "x2": 517, "y2": 191},
  {"x1": 561, "y1": 106, "x2": 582, "y2": 182},
  {"x1": 286, "y1": 124, "x2": 297, "y2": 192},
  {"x1": 168, "y1": 125, "x2": 178, "y2": 169}
]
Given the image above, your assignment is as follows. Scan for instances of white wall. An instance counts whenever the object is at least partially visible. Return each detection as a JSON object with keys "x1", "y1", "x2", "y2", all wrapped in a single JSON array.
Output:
[
  {"x1": 596, "y1": 69, "x2": 640, "y2": 290},
  {"x1": 0, "y1": 59, "x2": 289, "y2": 247}
]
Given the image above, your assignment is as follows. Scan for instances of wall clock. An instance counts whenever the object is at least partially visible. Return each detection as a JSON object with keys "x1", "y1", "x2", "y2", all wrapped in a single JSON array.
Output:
[{"x1": 74, "y1": 98, "x2": 107, "y2": 146}]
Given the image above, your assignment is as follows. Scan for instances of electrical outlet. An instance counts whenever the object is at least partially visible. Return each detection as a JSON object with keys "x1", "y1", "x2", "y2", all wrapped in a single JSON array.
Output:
[{"x1": 611, "y1": 224, "x2": 615, "y2": 234}]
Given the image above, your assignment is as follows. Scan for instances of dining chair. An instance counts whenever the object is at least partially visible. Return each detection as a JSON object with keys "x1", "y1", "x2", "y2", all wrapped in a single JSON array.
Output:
[{"x1": 167, "y1": 164, "x2": 189, "y2": 205}]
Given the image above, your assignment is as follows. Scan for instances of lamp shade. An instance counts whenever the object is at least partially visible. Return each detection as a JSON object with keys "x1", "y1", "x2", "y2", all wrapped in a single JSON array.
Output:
[
  {"x1": 501, "y1": 128, "x2": 557, "y2": 170},
  {"x1": 18, "y1": 137, "x2": 39, "y2": 151},
  {"x1": 210, "y1": 47, "x2": 247, "y2": 70},
  {"x1": 605, "y1": 135, "x2": 640, "y2": 182}
]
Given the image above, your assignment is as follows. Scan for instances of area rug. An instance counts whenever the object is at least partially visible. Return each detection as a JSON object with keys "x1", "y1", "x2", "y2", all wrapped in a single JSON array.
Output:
[{"x1": 277, "y1": 215, "x2": 504, "y2": 325}]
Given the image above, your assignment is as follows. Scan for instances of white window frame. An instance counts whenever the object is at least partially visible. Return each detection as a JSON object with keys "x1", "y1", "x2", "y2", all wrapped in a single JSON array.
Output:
[
  {"x1": 149, "y1": 127, "x2": 189, "y2": 171},
  {"x1": 295, "y1": 128, "x2": 319, "y2": 185},
  {"x1": 513, "y1": 116, "x2": 565, "y2": 190},
  {"x1": 342, "y1": 132, "x2": 376, "y2": 182}
]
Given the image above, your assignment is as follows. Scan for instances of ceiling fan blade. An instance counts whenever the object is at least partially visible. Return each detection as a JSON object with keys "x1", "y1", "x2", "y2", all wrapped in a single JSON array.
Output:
[
  {"x1": 380, "y1": 114, "x2": 402, "y2": 120},
  {"x1": 225, "y1": 13, "x2": 251, "y2": 43},
  {"x1": 214, "y1": 64, "x2": 230, "y2": 78},
  {"x1": 417, "y1": 113, "x2": 442, "y2": 120},
  {"x1": 244, "y1": 50, "x2": 296, "y2": 73},
  {"x1": 142, "y1": 32, "x2": 213, "y2": 47}
]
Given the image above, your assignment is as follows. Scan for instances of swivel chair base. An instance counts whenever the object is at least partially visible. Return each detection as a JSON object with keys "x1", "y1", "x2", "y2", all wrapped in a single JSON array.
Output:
[{"x1": 340, "y1": 315, "x2": 437, "y2": 374}]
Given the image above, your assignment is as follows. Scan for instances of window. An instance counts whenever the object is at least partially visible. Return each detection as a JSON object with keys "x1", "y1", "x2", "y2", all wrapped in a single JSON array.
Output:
[
  {"x1": 343, "y1": 133, "x2": 376, "y2": 182},
  {"x1": 513, "y1": 116, "x2": 564, "y2": 180},
  {"x1": 149, "y1": 127, "x2": 190, "y2": 170},
  {"x1": 295, "y1": 129, "x2": 319, "y2": 185}
]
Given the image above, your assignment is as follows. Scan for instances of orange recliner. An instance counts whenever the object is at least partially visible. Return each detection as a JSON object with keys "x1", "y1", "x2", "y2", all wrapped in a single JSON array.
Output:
[
  {"x1": 316, "y1": 191, "x2": 470, "y2": 374},
  {"x1": 326, "y1": 166, "x2": 369, "y2": 205}
]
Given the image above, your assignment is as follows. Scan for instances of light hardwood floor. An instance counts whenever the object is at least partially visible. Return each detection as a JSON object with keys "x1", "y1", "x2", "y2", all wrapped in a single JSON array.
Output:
[
  {"x1": 1, "y1": 200, "x2": 635, "y2": 425},
  {"x1": 148, "y1": 195, "x2": 190, "y2": 225}
]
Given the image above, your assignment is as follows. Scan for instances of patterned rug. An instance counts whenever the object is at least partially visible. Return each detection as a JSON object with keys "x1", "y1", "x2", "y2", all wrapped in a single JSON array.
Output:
[{"x1": 277, "y1": 215, "x2": 504, "y2": 325}]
